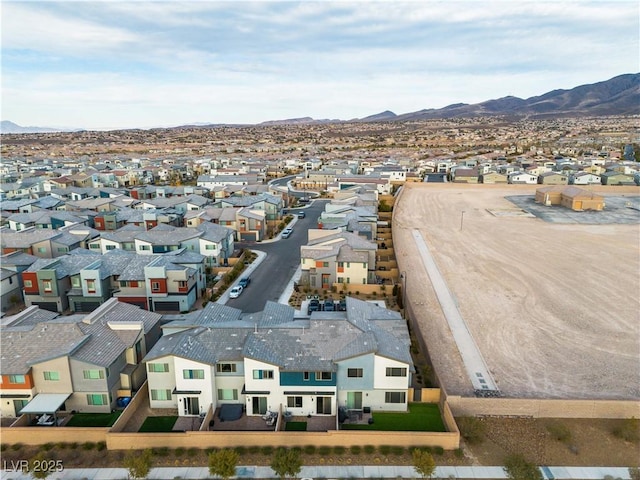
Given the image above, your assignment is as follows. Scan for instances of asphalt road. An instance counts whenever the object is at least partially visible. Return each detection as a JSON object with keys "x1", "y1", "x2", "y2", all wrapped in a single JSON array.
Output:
[{"x1": 224, "y1": 200, "x2": 328, "y2": 313}]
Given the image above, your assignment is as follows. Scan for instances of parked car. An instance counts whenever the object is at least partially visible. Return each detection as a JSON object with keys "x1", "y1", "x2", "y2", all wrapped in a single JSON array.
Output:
[
  {"x1": 324, "y1": 299, "x2": 336, "y2": 311},
  {"x1": 297, "y1": 211, "x2": 306, "y2": 218},
  {"x1": 307, "y1": 299, "x2": 321, "y2": 315},
  {"x1": 338, "y1": 299, "x2": 347, "y2": 311},
  {"x1": 238, "y1": 277, "x2": 251, "y2": 288},
  {"x1": 229, "y1": 285, "x2": 243, "y2": 298},
  {"x1": 281, "y1": 228, "x2": 293, "y2": 238}
]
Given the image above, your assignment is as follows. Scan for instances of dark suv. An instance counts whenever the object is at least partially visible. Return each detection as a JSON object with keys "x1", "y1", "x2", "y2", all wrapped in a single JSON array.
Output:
[
  {"x1": 323, "y1": 299, "x2": 336, "y2": 311},
  {"x1": 238, "y1": 277, "x2": 251, "y2": 288},
  {"x1": 307, "y1": 299, "x2": 321, "y2": 315}
]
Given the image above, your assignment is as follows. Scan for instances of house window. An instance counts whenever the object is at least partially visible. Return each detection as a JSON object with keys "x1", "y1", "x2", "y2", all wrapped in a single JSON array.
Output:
[
  {"x1": 37, "y1": 247, "x2": 47, "y2": 253},
  {"x1": 347, "y1": 368, "x2": 363, "y2": 378},
  {"x1": 8, "y1": 375, "x2": 25, "y2": 384},
  {"x1": 151, "y1": 282, "x2": 160, "y2": 292},
  {"x1": 87, "y1": 394, "x2": 108, "y2": 406},
  {"x1": 139, "y1": 245, "x2": 150, "y2": 251},
  {"x1": 205, "y1": 245, "x2": 216, "y2": 250},
  {"x1": 86, "y1": 279, "x2": 96, "y2": 293},
  {"x1": 317, "y1": 371, "x2": 332, "y2": 381},
  {"x1": 57, "y1": 247, "x2": 67, "y2": 253},
  {"x1": 83, "y1": 370, "x2": 104, "y2": 380},
  {"x1": 89, "y1": 243, "x2": 100, "y2": 249},
  {"x1": 105, "y1": 245, "x2": 116, "y2": 251},
  {"x1": 386, "y1": 367, "x2": 407, "y2": 377},
  {"x1": 120, "y1": 280, "x2": 128, "y2": 288},
  {"x1": 42, "y1": 280, "x2": 52, "y2": 293},
  {"x1": 182, "y1": 369, "x2": 204, "y2": 380},
  {"x1": 323, "y1": 262, "x2": 329, "y2": 267},
  {"x1": 71, "y1": 277, "x2": 81, "y2": 288},
  {"x1": 252, "y1": 369, "x2": 274, "y2": 380},
  {"x1": 216, "y1": 363, "x2": 236, "y2": 373},
  {"x1": 150, "y1": 389, "x2": 172, "y2": 401},
  {"x1": 148, "y1": 363, "x2": 169, "y2": 373},
  {"x1": 338, "y1": 262, "x2": 344, "y2": 268},
  {"x1": 303, "y1": 372, "x2": 310, "y2": 381},
  {"x1": 43, "y1": 371, "x2": 60, "y2": 381},
  {"x1": 385, "y1": 392, "x2": 406, "y2": 404},
  {"x1": 130, "y1": 281, "x2": 138, "y2": 288},
  {"x1": 178, "y1": 280, "x2": 187, "y2": 288},
  {"x1": 24, "y1": 280, "x2": 32, "y2": 288},
  {"x1": 287, "y1": 396, "x2": 303, "y2": 408},
  {"x1": 217, "y1": 389, "x2": 238, "y2": 401}
]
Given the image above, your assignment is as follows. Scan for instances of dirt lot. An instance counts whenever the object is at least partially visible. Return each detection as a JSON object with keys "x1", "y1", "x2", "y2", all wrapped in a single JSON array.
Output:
[{"x1": 393, "y1": 183, "x2": 640, "y2": 399}]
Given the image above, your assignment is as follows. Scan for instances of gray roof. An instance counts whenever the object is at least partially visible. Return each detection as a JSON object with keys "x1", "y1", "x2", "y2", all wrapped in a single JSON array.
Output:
[
  {"x1": 0, "y1": 227, "x2": 61, "y2": 248},
  {"x1": 146, "y1": 297, "x2": 412, "y2": 371},
  {"x1": 0, "y1": 251, "x2": 39, "y2": 267},
  {"x1": 135, "y1": 225, "x2": 201, "y2": 245}
]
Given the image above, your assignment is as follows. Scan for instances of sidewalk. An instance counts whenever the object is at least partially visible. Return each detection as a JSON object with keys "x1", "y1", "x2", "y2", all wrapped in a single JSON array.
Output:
[{"x1": 1, "y1": 465, "x2": 633, "y2": 479}]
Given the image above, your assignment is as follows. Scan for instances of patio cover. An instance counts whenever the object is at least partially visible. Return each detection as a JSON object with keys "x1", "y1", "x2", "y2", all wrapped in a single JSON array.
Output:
[{"x1": 18, "y1": 393, "x2": 71, "y2": 414}]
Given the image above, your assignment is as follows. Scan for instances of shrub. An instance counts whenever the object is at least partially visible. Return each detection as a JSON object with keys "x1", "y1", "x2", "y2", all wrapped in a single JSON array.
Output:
[
  {"x1": 234, "y1": 446, "x2": 246, "y2": 456},
  {"x1": 260, "y1": 446, "x2": 273, "y2": 455},
  {"x1": 612, "y1": 417, "x2": 639, "y2": 443},
  {"x1": 503, "y1": 453, "x2": 543, "y2": 480},
  {"x1": 318, "y1": 446, "x2": 331, "y2": 455},
  {"x1": 333, "y1": 446, "x2": 345, "y2": 455},
  {"x1": 433, "y1": 446, "x2": 444, "y2": 455},
  {"x1": 455, "y1": 448, "x2": 464, "y2": 458},
  {"x1": 391, "y1": 446, "x2": 404, "y2": 455},
  {"x1": 41, "y1": 443, "x2": 55, "y2": 451},
  {"x1": 187, "y1": 448, "x2": 198, "y2": 457},
  {"x1": 82, "y1": 442, "x2": 95, "y2": 450},
  {"x1": 303, "y1": 445, "x2": 316, "y2": 455},
  {"x1": 546, "y1": 421, "x2": 572, "y2": 443},
  {"x1": 629, "y1": 467, "x2": 640, "y2": 480},
  {"x1": 457, "y1": 417, "x2": 486, "y2": 444},
  {"x1": 69, "y1": 443, "x2": 78, "y2": 450},
  {"x1": 153, "y1": 447, "x2": 170, "y2": 456},
  {"x1": 11, "y1": 443, "x2": 23, "y2": 451},
  {"x1": 379, "y1": 445, "x2": 391, "y2": 455},
  {"x1": 350, "y1": 445, "x2": 362, "y2": 455},
  {"x1": 96, "y1": 442, "x2": 106, "y2": 452},
  {"x1": 248, "y1": 446, "x2": 260, "y2": 455},
  {"x1": 0, "y1": 444, "x2": 7, "y2": 452},
  {"x1": 174, "y1": 447, "x2": 185, "y2": 457},
  {"x1": 364, "y1": 445, "x2": 375, "y2": 454}
]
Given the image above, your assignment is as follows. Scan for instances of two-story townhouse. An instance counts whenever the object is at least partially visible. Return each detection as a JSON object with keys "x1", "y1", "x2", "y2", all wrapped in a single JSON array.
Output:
[
  {"x1": 195, "y1": 223, "x2": 235, "y2": 267},
  {"x1": 134, "y1": 224, "x2": 201, "y2": 255},
  {"x1": 0, "y1": 299, "x2": 162, "y2": 418},
  {"x1": 144, "y1": 298, "x2": 412, "y2": 419},
  {"x1": 215, "y1": 193, "x2": 283, "y2": 224},
  {"x1": 300, "y1": 229, "x2": 377, "y2": 290},
  {"x1": 144, "y1": 252, "x2": 204, "y2": 313},
  {"x1": 0, "y1": 251, "x2": 38, "y2": 312},
  {"x1": 87, "y1": 225, "x2": 145, "y2": 254},
  {"x1": 317, "y1": 204, "x2": 379, "y2": 240},
  {"x1": 601, "y1": 171, "x2": 636, "y2": 185}
]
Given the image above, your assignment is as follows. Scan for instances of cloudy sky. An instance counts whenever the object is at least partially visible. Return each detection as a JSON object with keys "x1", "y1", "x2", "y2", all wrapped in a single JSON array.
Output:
[{"x1": 2, "y1": 1, "x2": 638, "y2": 130}]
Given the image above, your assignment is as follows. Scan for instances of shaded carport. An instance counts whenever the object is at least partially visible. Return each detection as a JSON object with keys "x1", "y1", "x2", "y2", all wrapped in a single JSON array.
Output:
[{"x1": 19, "y1": 393, "x2": 71, "y2": 425}]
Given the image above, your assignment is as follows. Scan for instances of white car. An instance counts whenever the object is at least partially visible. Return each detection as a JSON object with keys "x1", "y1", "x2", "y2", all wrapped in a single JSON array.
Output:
[
  {"x1": 229, "y1": 285, "x2": 243, "y2": 298},
  {"x1": 281, "y1": 228, "x2": 293, "y2": 238}
]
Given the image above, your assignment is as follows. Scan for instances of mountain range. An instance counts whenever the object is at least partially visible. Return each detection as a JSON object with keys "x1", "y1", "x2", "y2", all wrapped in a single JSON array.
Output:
[{"x1": 2, "y1": 73, "x2": 638, "y2": 133}]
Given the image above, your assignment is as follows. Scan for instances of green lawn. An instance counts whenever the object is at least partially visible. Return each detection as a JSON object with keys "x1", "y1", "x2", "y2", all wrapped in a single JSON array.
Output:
[
  {"x1": 65, "y1": 411, "x2": 122, "y2": 427},
  {"x1": 285, "y1": 421, "x2": 307, "y2": 431},
  {"x1": 138, "y1": 416, "x2": 178, "y2": 432},
  {"x1": 341, "y1": 403, "x2": 446, "y2": 432}
]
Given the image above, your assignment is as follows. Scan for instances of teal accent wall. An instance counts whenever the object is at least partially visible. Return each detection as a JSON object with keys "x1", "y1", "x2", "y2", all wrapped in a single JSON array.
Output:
[{"x1": 280, "y1": 371, "x2": 336, "y2": 387}]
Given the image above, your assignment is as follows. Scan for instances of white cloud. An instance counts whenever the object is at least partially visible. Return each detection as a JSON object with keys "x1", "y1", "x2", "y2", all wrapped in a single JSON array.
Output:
[{"x1": 2, "y1": 1, "x2": 638, "y2": 129}]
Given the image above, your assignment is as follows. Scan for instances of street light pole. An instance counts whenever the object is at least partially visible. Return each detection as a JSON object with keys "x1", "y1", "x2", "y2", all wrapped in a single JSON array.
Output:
[
  {"x1": 460, "y1": 210, "x2": 465, "y2": 231},
  {"x1": 400, "y1": 271, "x2": 407, "y2": 316}
]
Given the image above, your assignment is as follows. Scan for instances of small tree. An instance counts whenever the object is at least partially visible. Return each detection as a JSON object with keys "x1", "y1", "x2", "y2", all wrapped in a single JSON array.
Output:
[
  {"x1": 208, "y1": 449, "x2": 239, "y2": 480},
  {"x1": 29, "y1": 452, "x2": 52, "y2": 479},
  {"x1": 503, "y1": 453, "x2": 543, "y2": 480},
  {"x1": 124, "y1": 449, "x2": 153, "y2": 480},
  {"x1": 629, "y1": 467, "x2": 640, "y2": 480},
  {"x1": 412, "y1": 448, "x2": 436, "y2": 478},
  {"x1": 270, "y1": 447, "x2": 302, "y2": 479}
]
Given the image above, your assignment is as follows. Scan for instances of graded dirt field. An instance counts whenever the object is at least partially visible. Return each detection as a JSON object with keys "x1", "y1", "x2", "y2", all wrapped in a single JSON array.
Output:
[{"x1": 393, "y1": 183, "x2": 640, "y2": 399}]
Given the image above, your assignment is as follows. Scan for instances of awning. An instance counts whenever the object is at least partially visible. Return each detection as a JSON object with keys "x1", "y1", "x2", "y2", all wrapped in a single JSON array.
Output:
[
  {"x1": 241, "y1": 385, "x2": 270, "y2": 395},
  {"x1": 0, "y1": 394, "x2": 31, "y2": 399},
  {"x1": 283, "y1": 391, "x2": 335, "y2": 396},
  {"x1": 19, "y1": 393, "x2": 71, "y2": 414},
  {"x1": 172, "y1": 388, "x2": 201, "y2": 395}
]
